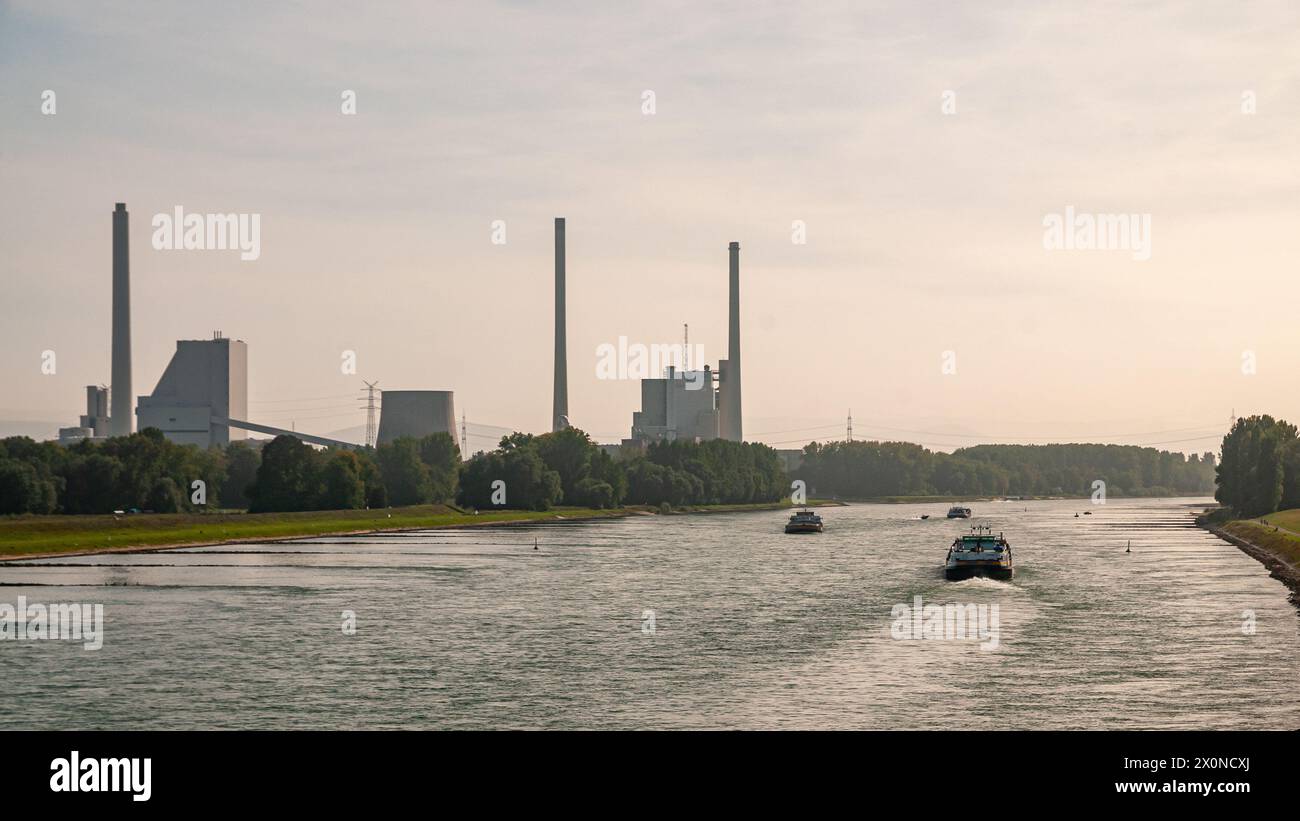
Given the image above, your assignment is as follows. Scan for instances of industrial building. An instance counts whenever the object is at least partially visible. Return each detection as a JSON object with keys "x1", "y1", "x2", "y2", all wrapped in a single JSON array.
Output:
[
  {"x1": 627, "y1": 365, "x2": 719, "y2": 444},
  {"x1": 57, "y1": 386, "x2": 112, "y2": 444},
  {"x1": 59, "y1": 203, "x2": 133, "y2": 444},
  {"x1": 624, "y1": 240, "x2": 744, "y2": 445},
  {"x1": 137, "y1": 333, "x2": 248, "y2": 448},
  {"x1": 376, "y1": 390, "x2": 457, "y2": 445},
  {"x1": 59, "y1": 200, "x2": 428, "y2": 452}
]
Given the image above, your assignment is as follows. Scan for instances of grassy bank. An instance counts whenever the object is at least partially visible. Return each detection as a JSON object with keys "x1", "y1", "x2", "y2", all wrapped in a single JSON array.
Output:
[
  {"x1": 1222, "y1": 513, "x2": 1300, "y2": 568},
  {"x1": 1199, "y1": 507, "x2": 1300, "y2": 594},
  {"x1": 0, "y1": 498, "x2": 834, "y2": 560},
  {"x1": 0, "y1": 505, "x2": 630, "y2": 559}
]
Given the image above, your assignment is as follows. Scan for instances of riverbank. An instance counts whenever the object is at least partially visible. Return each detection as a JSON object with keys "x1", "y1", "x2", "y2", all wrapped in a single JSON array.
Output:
[
  {"x1": 1198, "y1": 508, "x2": 1300, "y2": 597},
  {"x1": 0, "y1": 499, "x2": 838, "y2": 561},
  {"x1": 841, "y1": 493, "x2": 1204, "y2": 504}
]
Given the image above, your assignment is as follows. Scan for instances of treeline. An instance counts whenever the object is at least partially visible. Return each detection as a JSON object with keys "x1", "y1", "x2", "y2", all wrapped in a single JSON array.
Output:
[
  {"x1": 0, "y1": 429, "x2": 229, "y2": 514},
  {"x1": 799, "y1": 441, "x2": 1216, "y2": 498},
  {"x1": 0, "y1": 428, "x2": 460, "y2": 515},
  {"x1": 1215, "y1": 415, "x2": 1300, "y2": 517},
  {"x1": 245, "y1": 433, "x2": 461, "y2": 512},
  {"x1": 457, "y1": 428, "x2": 787, "y2": 510},
  {"x1": 0, "y1": 426, "x2": 786, "y2": 515}
]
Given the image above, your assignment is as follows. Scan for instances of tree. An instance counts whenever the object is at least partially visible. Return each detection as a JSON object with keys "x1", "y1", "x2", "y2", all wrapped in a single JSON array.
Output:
[
  {"x1": 0, "y1": 459, "x2": 56, "y2": 514},
  {"x1": 357, "y1": 451, "x2": 388, "y2": 508},
  {"x1": 417, "y1": 433, "x2": 460, "y2": 502},
  {"x1": 457, "y1": 448, "x2": 561, "y2": 511},
  {"x1": 534, "y1": 427, "x2": 595, "y2": 502},
  {"x1": 320, "y1": 450, "x2": 366, "y2": 510},
  {"x1": 248, "y1": 435, "x2": 322, "y2": 512},
  {"x1": 222, "y1": 443, "x2": 261, "y2": 510},
  {"x1": 571, "y1": 477, "x2": 615, "y2": 509},
  {"x1": 1216, "y1": 415, "x2": 1299, "y2": 516},
  {"x1": 60, "y1": 452, "x2": 124, "y2": 513},
  {"x1": 146, "y1": 477, "x2": 183, "y2": 513},
  {"x1": 376, "y1": 438, "x2": 433, "y2": 506}
]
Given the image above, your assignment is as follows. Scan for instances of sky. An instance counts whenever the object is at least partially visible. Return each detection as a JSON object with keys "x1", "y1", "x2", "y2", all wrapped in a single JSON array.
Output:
[{"x1": 2, "y1": 0, "x2": 1298, "y2": 454}]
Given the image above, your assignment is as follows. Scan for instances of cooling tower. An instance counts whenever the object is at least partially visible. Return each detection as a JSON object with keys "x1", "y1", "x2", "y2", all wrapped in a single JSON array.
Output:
[{"x1": 377, "y1": 391, "x2": 457, "y2": 445}]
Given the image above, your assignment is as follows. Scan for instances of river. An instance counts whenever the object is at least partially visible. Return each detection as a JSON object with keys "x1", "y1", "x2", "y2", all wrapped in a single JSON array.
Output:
[{"x1": 2, "y1": 496, "x2": 1297, "y2": 729}]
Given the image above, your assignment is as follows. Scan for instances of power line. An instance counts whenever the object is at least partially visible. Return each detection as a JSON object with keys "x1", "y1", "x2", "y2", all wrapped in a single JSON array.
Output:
[
  {"x1": 250, "y1": 393, "x2": 357, "y2": 404},
  {"x1": 756, "y1": 430, "x2": 1226, "y2": 449},
  {"x1": 752, "y1": 420, "x2": 1224, "y2": 443},
  {"x1": 362, "y1": 381, "x2": 379, "y2": 448}
]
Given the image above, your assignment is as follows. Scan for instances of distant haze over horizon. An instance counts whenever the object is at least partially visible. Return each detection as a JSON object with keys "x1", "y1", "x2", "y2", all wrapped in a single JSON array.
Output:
[{"x1": 2, "y1": 1, "x2": 1297, "y2": 455}]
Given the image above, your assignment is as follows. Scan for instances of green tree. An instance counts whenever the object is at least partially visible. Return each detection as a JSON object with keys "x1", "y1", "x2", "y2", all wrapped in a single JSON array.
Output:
[
  {"x1": 1216, "y1": 415, "x2": 1298, "y2": 516},
  {"x1": 320, "y1": 450, "x2": 367, "y2": 510},
  {"x1": 146, "y1": 476, "x2": 184, "y2": 513},
  {"x1": 248, "y1": 435, "x2": 322, "y2": 512},
  {"x1": 222, "y1": 442, "x2": 261, "y2": 509},
  {"x1": 376, "y1": 438, "x2": 433, "y2": 506},
  {"x1": 533, "y1": 427, "x2": 595, "y2": 502},
  {"x1": 0, "y1": 459, "x2": 56, "y2": 514},
  {"x1": 417, "y1": 433, "x2": 461, "y2": 502}
]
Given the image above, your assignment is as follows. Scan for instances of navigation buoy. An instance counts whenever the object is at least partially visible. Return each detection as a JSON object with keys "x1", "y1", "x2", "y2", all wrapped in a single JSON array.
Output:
[
  {"x1": 1126, "y1": 540, "x2": 1131, "y2": 554},
  {"x1": 533, "y1": 537, "x2": 539, "y2": 551}
]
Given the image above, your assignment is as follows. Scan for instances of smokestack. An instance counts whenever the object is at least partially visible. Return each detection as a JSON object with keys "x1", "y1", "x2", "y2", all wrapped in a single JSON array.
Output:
[
  {"x1": 552, "y1": 217, "x2": 568, "y2": 431},
  {"x1": 110, "y1": 203, "x2": 133, "y2": 436},
  {"x1": 721, "y1": 241, "x2": 742, "y2": 441}
]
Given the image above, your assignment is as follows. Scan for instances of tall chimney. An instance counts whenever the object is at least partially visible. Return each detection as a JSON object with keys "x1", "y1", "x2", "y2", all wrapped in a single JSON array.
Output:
[
  {"x1": 110, "y1": 203, "x2": 133, "y2": 436},
  {"x1": 552, "y1": 217, "x2": 568, "y2": 431},
  {"x1": 722, "y1": 241, "x2": 742, "y2": 441}
]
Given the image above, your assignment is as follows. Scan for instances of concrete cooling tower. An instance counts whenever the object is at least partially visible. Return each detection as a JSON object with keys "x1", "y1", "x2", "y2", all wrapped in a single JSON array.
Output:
[{"x1": 376, "y1": 391, "x2": 457, "y2": 445}]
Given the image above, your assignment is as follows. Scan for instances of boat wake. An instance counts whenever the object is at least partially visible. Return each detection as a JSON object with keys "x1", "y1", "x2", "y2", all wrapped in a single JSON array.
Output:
[{"x1": 945, "y1": 576, "x2": 1022, "y2": 593}]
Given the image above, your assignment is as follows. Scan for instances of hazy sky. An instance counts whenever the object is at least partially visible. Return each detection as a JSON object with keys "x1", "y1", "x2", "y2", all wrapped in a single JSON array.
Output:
[{"x1": 2, "y1": 0, "x2": 1298, "y2": 453}]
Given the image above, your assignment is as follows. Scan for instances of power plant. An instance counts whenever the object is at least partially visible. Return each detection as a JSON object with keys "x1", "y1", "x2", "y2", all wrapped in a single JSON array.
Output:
[
  {"x1": 58, "y1": 201, "x2": 456, "y2": 452},
  {"x1": 624, "y1": 240, "x2": 744, "y2": 445},
  {"x1": 57, "y1": 207, "x2": 742, "y2": 452}
]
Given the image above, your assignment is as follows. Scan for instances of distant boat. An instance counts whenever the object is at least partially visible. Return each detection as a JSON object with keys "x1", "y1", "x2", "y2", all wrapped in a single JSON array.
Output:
[
  {"x1": 946, "y1": 506, "x2": 972, "y2": 519},
  {"x1": 920, "y1": 514, "x2": 931, "y2": 520},
  {"x1": 945, "y1": 525, "x2": 1014, "y2": 580},
  {"x1": 785, "y1": 509, "x2": 824, "y2": 534}
]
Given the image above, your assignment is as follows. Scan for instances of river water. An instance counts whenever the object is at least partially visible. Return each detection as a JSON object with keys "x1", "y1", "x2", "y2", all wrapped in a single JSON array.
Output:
[{"x1": 2, "y1": 497, "x2": 1297, "y2": 729}]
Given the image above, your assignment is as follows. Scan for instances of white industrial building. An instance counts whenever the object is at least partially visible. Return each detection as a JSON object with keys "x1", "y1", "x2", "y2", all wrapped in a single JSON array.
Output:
[
  {"x1": 627, "y1": 365, "x2": 720, "y2": 444},
  {"x1": 136, "y1": 333, "x2": 248, "y2": 448}
]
